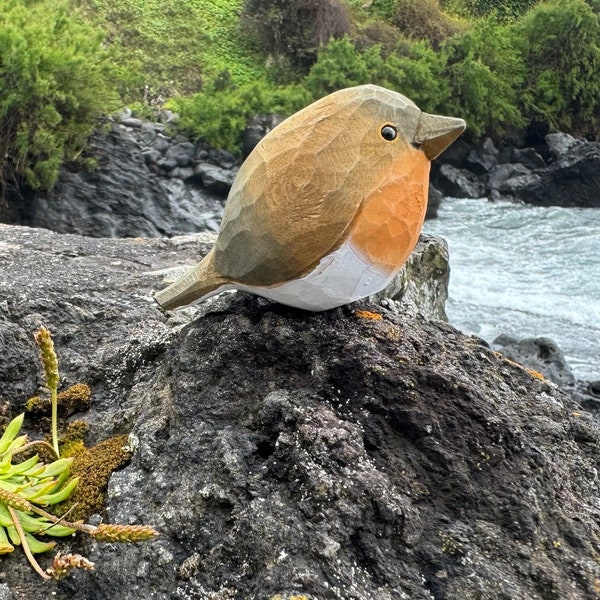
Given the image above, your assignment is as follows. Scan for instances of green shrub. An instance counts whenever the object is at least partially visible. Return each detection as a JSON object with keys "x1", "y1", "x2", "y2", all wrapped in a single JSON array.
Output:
[
  {"x1": 304, "y1": 37, "x2": 450, "y2": 111},
  {"x1": 169, "y1": 81, "x2": 312, "y2": 154},
  {"x1": 303, "y1": 38, "x2": 386, "y2": 96},
  {"x1": 173, "y1": 37, "x2": 456, "y2": 153},
  {"x1": 166, "y1": 0, "x2": 600, "y2": 150},
  {"x1": 383, "y1": 41, "x2": 452, "y2": 112},
  {"x1": 75, "y1": 0, "x2": 265, "y2": 99},
  {"x1": 442, "y1": 0, "x2": 538, "y2": 20},
  {"x1": 511, "y1": 0, "x2": 600, "y2": 137},
  {"x1": 0, "y1": 0, "x2": 118, "y2": 192},
  {"x1": 442, "y1": 18, "x2": 526, "y2": 137}
]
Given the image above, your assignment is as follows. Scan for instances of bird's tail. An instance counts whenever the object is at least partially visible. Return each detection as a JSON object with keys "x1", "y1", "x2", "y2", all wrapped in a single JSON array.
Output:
[{"x1": 155, "y1": 250, "x2": 229, "y2": 310}]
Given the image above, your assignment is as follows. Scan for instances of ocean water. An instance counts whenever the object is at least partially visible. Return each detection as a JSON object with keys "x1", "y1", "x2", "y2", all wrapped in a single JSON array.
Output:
[{"x1": 423, "y1": 198, "x2": 600, "y2": 381}]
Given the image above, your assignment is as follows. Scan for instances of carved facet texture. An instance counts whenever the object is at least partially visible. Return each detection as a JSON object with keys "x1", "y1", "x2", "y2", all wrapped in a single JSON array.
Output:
[{"x1": 155, "y1": 84, "x2": 465, "y2": 311}]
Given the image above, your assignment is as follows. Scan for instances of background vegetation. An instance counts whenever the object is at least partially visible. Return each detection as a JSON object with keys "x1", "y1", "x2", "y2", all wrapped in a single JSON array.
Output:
[
  {"x1": 3, "y1": 0, "x2": 600, "y2": 191},
  {"x1": 0, "y1": 0, "x2": 117, "y2": 192}
]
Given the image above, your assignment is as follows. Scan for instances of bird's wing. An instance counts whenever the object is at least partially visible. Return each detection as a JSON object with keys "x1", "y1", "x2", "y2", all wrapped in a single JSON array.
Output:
[{"x1": 213, "y1": 108, "x2": 383, "y2": 287}]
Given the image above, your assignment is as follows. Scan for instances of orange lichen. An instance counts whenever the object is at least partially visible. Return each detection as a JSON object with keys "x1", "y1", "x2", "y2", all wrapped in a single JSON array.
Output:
[
  {"x1": 494, "y1": 354, "x2": 546, "y2": 381},
  {"x1": 526, "y1": 369, "x2": 545, "y2": 380},
  {"x1": 355, "y1": 310, "x2": 382, "y2": 320}
]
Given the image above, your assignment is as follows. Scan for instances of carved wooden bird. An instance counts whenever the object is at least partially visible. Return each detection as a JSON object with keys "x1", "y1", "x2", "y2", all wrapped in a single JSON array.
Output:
[{"x1": 156, "y1": 84, "x2": 465, "y2": 311}]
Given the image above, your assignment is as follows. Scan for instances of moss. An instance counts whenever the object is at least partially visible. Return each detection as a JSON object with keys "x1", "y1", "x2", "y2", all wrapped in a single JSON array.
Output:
[
  {"x1": 57, "y1": 384, "x2": 92, "y2": 414},
  {"x1": 24, "y1": 395, "x2": 44, "y2": 413},
  {"x1": 58, "y1": 419, "x2": 90, "y2": 452},
  {"x1": 55, "y1": 433, "x2": 132, "y2": 522},
  {"x1": 25, "y1": 383, "x2": 92, "y2": 419}
]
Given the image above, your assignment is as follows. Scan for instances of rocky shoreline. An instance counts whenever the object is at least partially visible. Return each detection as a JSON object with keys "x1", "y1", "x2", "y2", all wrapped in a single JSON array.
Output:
[
  {"x1": 2, "y1": 112, "x2": 597, "y2": 400},
  {"x1": 0, "y1": 111, "x2": 599, "y2": 597},
  {"x1": 5, "y1": 113, "x2": 600, "y2": 240},
  {"x1": 432, "y1": 132, "x2": 600, "y2": 208}
]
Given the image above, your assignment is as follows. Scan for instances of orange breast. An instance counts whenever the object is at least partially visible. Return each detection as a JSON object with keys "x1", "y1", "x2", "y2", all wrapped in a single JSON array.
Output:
[{"x1": 348, "y1": 150, "x2": 430, "y2": 275}]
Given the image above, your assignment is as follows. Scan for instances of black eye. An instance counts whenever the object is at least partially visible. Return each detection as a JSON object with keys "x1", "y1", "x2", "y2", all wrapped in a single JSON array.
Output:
[{"x1": 380, "y1": 125, "x2": 397, "y2": 141}]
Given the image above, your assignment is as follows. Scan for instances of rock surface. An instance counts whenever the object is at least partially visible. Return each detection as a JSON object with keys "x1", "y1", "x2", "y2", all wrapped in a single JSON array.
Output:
[
  {"x1": 434, "y1": 133, "x2": 600, "y2": 207},
  {"x1": 1, "y1": 224, "x2": 600, "y2": 599},
  {"x1": 372, "y1": 234, "x2": 449, "y2": 321},
  {"x1": 492, "y1": 334, "x2": 576, "y2": 386},
  {"x1": 4, "y1": 124, "x2": 227, "y2": 238}
]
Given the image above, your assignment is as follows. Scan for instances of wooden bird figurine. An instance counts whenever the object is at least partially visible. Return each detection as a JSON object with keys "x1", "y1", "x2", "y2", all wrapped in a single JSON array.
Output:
[{"x1": 156, "y1": 84, "x2": 465, "y2": 311}]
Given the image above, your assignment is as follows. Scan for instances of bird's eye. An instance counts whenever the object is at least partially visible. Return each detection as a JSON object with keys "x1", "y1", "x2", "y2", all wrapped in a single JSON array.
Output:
[{"x1": 380, "y1": 125, "x2": 397, "y2": 141}]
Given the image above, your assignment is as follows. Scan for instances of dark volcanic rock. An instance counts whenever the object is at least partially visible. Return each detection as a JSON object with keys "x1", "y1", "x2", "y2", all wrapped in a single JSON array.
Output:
[
  {"x1": 5, "y1": 128, "x2": 224, "y2": 238},
  {"x1": 465, "y1": 137, "x2": 499, "y2": 175},
  {"x1": 165, "y1": 142, "x2": 195, "y2": 167},
  {"x1": 487, "y1": 163, "x2": 536, "y2": 201},
  {"x1": 434, "y1": 164, "x2": 484, "y2": 199},
  {"x1": 545, "y1": 132, "x2": 580, "y2": 162},
  {"x1": 0, "y1": 321, "x2": 39, "y2": 408},
  {"x1": 192, "y1": 163, "x2": 237, "y2": 196},
  {"x1": 434, "y1": 132, "x2": 600, "y2": 208},
  {"x1": 1, "y1": 225, "x2": 600, "y2": 600},
  {"x1": 512, "y1": 147, "x2": 546, "y2": 170},
  {"x1": 493, "y1": 334, "x2": 575, "y2": 386},
  {"x1": 511, "y1": 138, "x2": 600, "y2": 207}
]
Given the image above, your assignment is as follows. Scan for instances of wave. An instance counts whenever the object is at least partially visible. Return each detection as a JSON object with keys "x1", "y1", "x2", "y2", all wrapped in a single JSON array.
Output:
[{"x1": 424, "y1": 198, "x2": 600, "y2": 380}]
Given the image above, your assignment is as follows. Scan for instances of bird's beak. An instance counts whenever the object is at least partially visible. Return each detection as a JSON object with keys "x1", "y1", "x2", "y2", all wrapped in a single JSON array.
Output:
[{"x1": 414, "y1": 113, "x2": 466, "y2": 160}]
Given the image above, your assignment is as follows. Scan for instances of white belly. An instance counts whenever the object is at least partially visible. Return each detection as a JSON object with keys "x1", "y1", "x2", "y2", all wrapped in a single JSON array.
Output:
[{"x1": 237, "y1": 241, "x2": 393, "y2": 311}]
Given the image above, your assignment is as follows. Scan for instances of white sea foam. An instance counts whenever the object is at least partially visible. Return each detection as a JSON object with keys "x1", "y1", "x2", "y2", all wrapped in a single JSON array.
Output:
[{"x1": 424, "y1": 198, "x2": 600, "y2": 380}]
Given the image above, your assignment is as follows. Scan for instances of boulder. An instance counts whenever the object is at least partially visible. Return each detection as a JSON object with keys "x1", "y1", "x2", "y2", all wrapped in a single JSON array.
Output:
[
  {"x1": 465, "y1": 137, "x2": 499, "y2": 175},
  {"x1": 545, "y1": 132, "x2": 580, "y2": 162},
  {"x1": 191, "y1": 163, "x2": 236, "y2": 196},
  {"x1": 511, "y1": 147, "x2": 546, "y2": 170},
  {"x1": 119, "y1": 117, "x2": 143, "y2": 129},
  {"x1": 432, "y1": 131, "x2": 600, "y2": 207},
  {"x1": 485, "y1": 136, "x2": 600, "y2": 207},
  {"x1": 520, "y1": 141, "x2": 600, "y2": 207},
  {"x1": 137, "y1": 125, "x2": 158, "y2": 147},
  {"x1": 165, "y1": 142, "x2": 195, "y2": 168},
  {"x1": 493, "y1": 334, "x2": 575, "y2": 386},
  {"x1": 1, "y1": 224, "x2": 600, "y2": 600},
  {"x1": 372, "y1": 233, "x2": 449, "y2": 321},
  {"x1": 435, "y1": 137, "x2": 471, "y2": 168},
  {"x1": 207, "y1": 148, "x2": 238, "y2": 170},
  {"x1": 141, "y1": 148, "x2": 162, "y2": 165},
  {"x1": 486, "y1": 163, "x2": 539, "y2": 202},
  {"x1": 151, "y1": 134, "x2": 171, "y2": 153},
  {"x1": 434, "y1": 164, "x2": 484, "y2": 198}
]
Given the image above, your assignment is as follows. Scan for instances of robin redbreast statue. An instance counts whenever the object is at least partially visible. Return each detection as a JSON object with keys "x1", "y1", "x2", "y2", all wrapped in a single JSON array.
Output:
[{"x1": 156, "y1": 84, "x2": 465, "y2": 311}]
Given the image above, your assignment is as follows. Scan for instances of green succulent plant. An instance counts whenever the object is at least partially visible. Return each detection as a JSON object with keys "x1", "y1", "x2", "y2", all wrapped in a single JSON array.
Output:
[
  {"x1": 0, "y1": 413, "x2": 78, "y2": 577},
  {"x1": 0, "y1": 327, "x2": 157, "y2": 580}
]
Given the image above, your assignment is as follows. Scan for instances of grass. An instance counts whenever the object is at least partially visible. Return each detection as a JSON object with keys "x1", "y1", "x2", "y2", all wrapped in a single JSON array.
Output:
[{"x1": 72, "y1": 0, "x2": 267, "y2": 101}]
